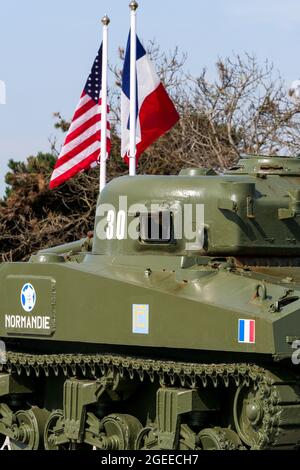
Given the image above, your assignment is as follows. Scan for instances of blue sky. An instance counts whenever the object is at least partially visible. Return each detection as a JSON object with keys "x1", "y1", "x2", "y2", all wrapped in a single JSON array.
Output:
[{"x1": 1, "y1": 0, "x2": 300, "y2": 195}]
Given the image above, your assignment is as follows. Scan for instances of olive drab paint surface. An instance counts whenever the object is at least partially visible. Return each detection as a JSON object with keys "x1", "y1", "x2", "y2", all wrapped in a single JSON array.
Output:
[{"x1": 1, "y1": 155, "x2": 300, "y2": 450}]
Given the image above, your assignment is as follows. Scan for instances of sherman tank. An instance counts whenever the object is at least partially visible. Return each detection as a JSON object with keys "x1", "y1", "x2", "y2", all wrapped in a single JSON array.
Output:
[{"x1": 1, "y1": 154, "x2": 300, "y2": 450}]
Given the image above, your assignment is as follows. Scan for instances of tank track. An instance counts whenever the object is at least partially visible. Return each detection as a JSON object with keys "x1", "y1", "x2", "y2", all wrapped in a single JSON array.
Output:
[{"x1": 1, "y1": 351, "x2": 300, "y2": 450}]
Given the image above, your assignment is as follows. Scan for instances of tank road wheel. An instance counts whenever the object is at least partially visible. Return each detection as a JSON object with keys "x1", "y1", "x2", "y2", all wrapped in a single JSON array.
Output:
[
  {"x1": 233, "y1": 383, "x2": 268, "y2": 449},
  {"x1": 198, "y1": 427, "x2": 244, "y2": 450},
  {"x1": 10, "y1": 407, "x2": 49, "y2": 450},
  {"x1": 135, "y1": 426, "x2": 158, "y2": 450},
  {"x1": 44, "y1": 410, "x2": 66, "y2": 450},
  {"x1": 95, "y1": 414, "x2": 142, "y2": 450},
  {"x1": 44, "y1": 410, "x2": 90, "y2": 450}
]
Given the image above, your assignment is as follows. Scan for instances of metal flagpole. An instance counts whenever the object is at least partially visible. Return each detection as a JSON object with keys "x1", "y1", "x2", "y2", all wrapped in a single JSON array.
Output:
[
  {"x1": 129, "y1": 1, "x2": 138, "y2": 176},
  {"x1": 99, "y1": 15, "x2": 110, "y2": 193}
]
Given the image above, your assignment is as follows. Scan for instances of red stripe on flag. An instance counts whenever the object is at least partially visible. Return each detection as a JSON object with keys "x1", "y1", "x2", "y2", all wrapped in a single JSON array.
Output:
[
  {"x1": 249, "y1": 320, "x2": 255, "y2": 343},
  {"x1": 123, "y1": 82, "x2": 179, "y2": 164},
  {"x1": 54, "y1": 131, "x2": 101, "y2": 168},
  {"x1": 55, "y1": 132, "x2": 111, "y2": 168},
  {"x1": 73, "y1": 95, "x2": 97, "y2": 122},
  {"x1": 106, "y1": 136, "x2": 111, "y2": 154},
  {"x1": 49, "y1": 150, "x2": 100, "y2": 189},
  {"x1": 64, "y1": 113, "x2": 99, "y2": 145}
]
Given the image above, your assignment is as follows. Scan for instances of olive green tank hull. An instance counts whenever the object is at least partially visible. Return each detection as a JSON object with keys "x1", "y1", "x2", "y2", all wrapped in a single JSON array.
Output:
[
  {"x1": 1, "y1": 155, "x2": 300, "y2": 450},
  {"x1": 0, "y1": 256, "x2": 298, "y2": 358}
]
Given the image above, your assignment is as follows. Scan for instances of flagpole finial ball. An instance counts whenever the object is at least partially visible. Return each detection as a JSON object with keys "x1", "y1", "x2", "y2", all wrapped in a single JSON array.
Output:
[
  {"x1": 129, "y1": 1, "x2": 138, "y2": 11},
  {"x1": 101, "y1": 15, "x2": 110, "y2": 26}
]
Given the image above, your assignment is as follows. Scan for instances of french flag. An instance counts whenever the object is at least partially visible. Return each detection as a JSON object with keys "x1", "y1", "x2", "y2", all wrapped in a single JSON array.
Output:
[
  {"x1": 121, "y1": 32, "x2": 179, "y2": 163},
  {"x1": 238, "y1": 319, "x2": 255, "y2": 344}
]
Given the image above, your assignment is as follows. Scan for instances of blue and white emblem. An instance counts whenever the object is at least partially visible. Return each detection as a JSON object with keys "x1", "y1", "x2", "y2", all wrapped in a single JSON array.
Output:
[{"x1": 20, "y1": 283, "x2": 36, "y2": 312}]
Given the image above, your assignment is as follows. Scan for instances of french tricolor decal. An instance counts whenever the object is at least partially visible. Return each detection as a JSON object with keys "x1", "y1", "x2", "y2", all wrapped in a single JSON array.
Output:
[{"x1": 238, "y1": 319, "x2": 255, "y2": 344}]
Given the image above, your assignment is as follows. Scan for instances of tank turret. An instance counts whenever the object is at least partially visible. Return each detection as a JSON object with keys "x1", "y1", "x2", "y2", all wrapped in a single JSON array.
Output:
[{"x1": 93, "y1": 154, "x2": 300, "y2": 257}]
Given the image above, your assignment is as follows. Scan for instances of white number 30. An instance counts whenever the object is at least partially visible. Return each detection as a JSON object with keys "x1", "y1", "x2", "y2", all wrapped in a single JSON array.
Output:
[{"x1": 106, "y1": 210, "x2": 126, "y2": 240}]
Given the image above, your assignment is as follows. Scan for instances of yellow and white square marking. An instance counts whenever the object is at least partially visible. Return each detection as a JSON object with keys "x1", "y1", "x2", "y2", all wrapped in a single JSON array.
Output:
[{"x1": 132, "y1": 304, "x2": 149, "y2": 334}]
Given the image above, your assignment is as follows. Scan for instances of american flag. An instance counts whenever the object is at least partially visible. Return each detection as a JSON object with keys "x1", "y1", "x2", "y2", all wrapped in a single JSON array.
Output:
[{"x1": 50, "y1": 44, "x2": 111, "y2": 189}]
